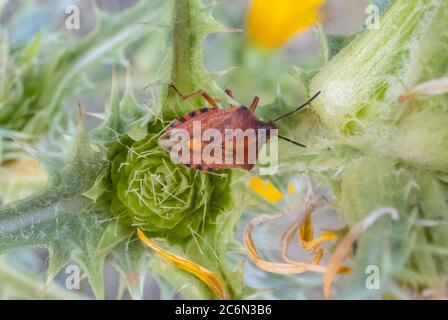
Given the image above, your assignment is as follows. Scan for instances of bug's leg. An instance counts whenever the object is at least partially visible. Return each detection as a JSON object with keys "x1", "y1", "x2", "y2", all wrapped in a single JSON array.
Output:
[
  {"x1": 248, "y1": 96, "x2": 260, "y2": 114},
  {"x1": 224, "y1": 88, "x2": 234, "y2": 98},
  {"x1": 169, "y1": 85, "x2": 219, "y2": 108}
]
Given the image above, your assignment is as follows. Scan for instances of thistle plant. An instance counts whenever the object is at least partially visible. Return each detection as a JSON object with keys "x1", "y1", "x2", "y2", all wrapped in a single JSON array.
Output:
[
  {"x1": 0, "y1": 0, "x2": 447, "y2": 300},
  {"x1": 0, "y1": 0, "x2": 163, "y2": 203},
  {"x1": 0, "y1": 0, "x2": 251, "y2": 300}
]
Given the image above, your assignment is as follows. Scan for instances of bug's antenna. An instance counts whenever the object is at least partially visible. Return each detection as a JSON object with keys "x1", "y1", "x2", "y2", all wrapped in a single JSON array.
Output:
[
  {"x1": 277, "y1": 135, "x2": 306, "y2": 148},
  {"x1": 272, "y1": 91, "x2": 321, "y2": 123}
]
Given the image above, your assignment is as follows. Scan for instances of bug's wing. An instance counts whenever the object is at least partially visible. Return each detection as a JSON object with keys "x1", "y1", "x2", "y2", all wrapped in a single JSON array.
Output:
[{"x1": 158, "y1": 108, "x2": 236, "y2": 154}]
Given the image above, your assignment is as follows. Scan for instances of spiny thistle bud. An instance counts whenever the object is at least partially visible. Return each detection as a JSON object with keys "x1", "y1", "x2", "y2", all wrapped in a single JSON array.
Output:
[{"x1": 111, "y1": 134, "x2": 234, "y2": 245}]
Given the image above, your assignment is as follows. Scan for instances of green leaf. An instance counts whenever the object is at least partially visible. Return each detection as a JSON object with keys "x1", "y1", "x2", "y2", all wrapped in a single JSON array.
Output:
[
  {"x1": 92, "y1": 68, "x2": 148, "y2": 142},
  {"x1": 120, "y1": 69, "x2": 148, "y2": 141},
  {"x1": 0, "y1": 0, "x2": 165, "y2": 163},
  {"x1": 0, "y1": 158, "x2": 46, "y2": 204},
  {"x1": 337, "y1": 157, "x2": 414, "y2": 298},
  {"x1": 0, "y1": 123, "x2": 114, "y2": 298},
  {"x1": 317, "y1": 24, "x2": 357, "y2": 64},
  {"x1": 20, "y1": 32, "x2": 41, "y2": 65},
  {"x1": 111, "y1": 239, "x2": 150, "y2": 300},
  {"x1": 416, "y1": 173, "x2": 448, "y2": 272},
  {"x1": 323, "y1": 33, "x2": 357, "y2": 62},
  {"x1": 24, "y1": 0, "x2": 164, "y2": 135},
  {"x1": 0, "y1": 258, "x2": 86, "y2": 300}
]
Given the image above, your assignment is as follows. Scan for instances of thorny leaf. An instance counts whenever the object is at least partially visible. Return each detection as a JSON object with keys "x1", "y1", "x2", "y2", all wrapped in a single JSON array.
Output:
[
  {"x1": 0, "y1": 0, "x2": 164, "y2": 162},
  {"x1": 0, "y1": 121, "x2": 111, "y2": 298}
]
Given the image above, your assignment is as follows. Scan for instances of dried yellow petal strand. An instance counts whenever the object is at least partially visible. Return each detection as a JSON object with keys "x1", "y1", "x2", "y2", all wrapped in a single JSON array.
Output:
[
  {"x1": 299, "y1": 212, "x2": 314, "y2": 247},
  {"x1": 311, "y1": 248, "x2": 324, "y2": 265},
  {"x1": 300, "y1": 230, "x2": 339, "y2": 251},
  {"x1": 137, "y1": 229, "x2": 230, "y2": 300},
  {"x1": 245, "y1": 214, "x2": 326, "y2": 274}
]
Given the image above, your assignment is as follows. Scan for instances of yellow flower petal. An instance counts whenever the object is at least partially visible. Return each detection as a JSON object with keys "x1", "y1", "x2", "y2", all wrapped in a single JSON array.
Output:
[
  {"x1": 249, "y1": 177, "x2": 284, "y2": 203},
  {"x1": 287, "y1": 183, "x2": 296, "y2": 195},
  {"x1": 246, "y1": 0, "x2": 326, "y2": 48},
  {"x1": 137, "y1": 229, "x2": 229, "y2": 300}
]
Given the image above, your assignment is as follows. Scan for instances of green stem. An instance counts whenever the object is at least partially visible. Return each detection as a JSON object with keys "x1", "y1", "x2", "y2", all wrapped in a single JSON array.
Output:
[{"x1": 164, "y1": 0, "x2": 226, "y2": 117}]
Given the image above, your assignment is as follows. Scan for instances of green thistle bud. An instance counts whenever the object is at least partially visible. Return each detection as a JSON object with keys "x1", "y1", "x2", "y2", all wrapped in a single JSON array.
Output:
[{"x1": 111, "y1": 134, "x2": 234, "y2": 245}]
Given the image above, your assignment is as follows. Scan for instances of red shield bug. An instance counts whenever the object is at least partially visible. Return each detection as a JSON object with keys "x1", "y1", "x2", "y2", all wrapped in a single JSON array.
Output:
[{"x1": 158, "y1": 85, "x2": 321, "y2": 172}]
